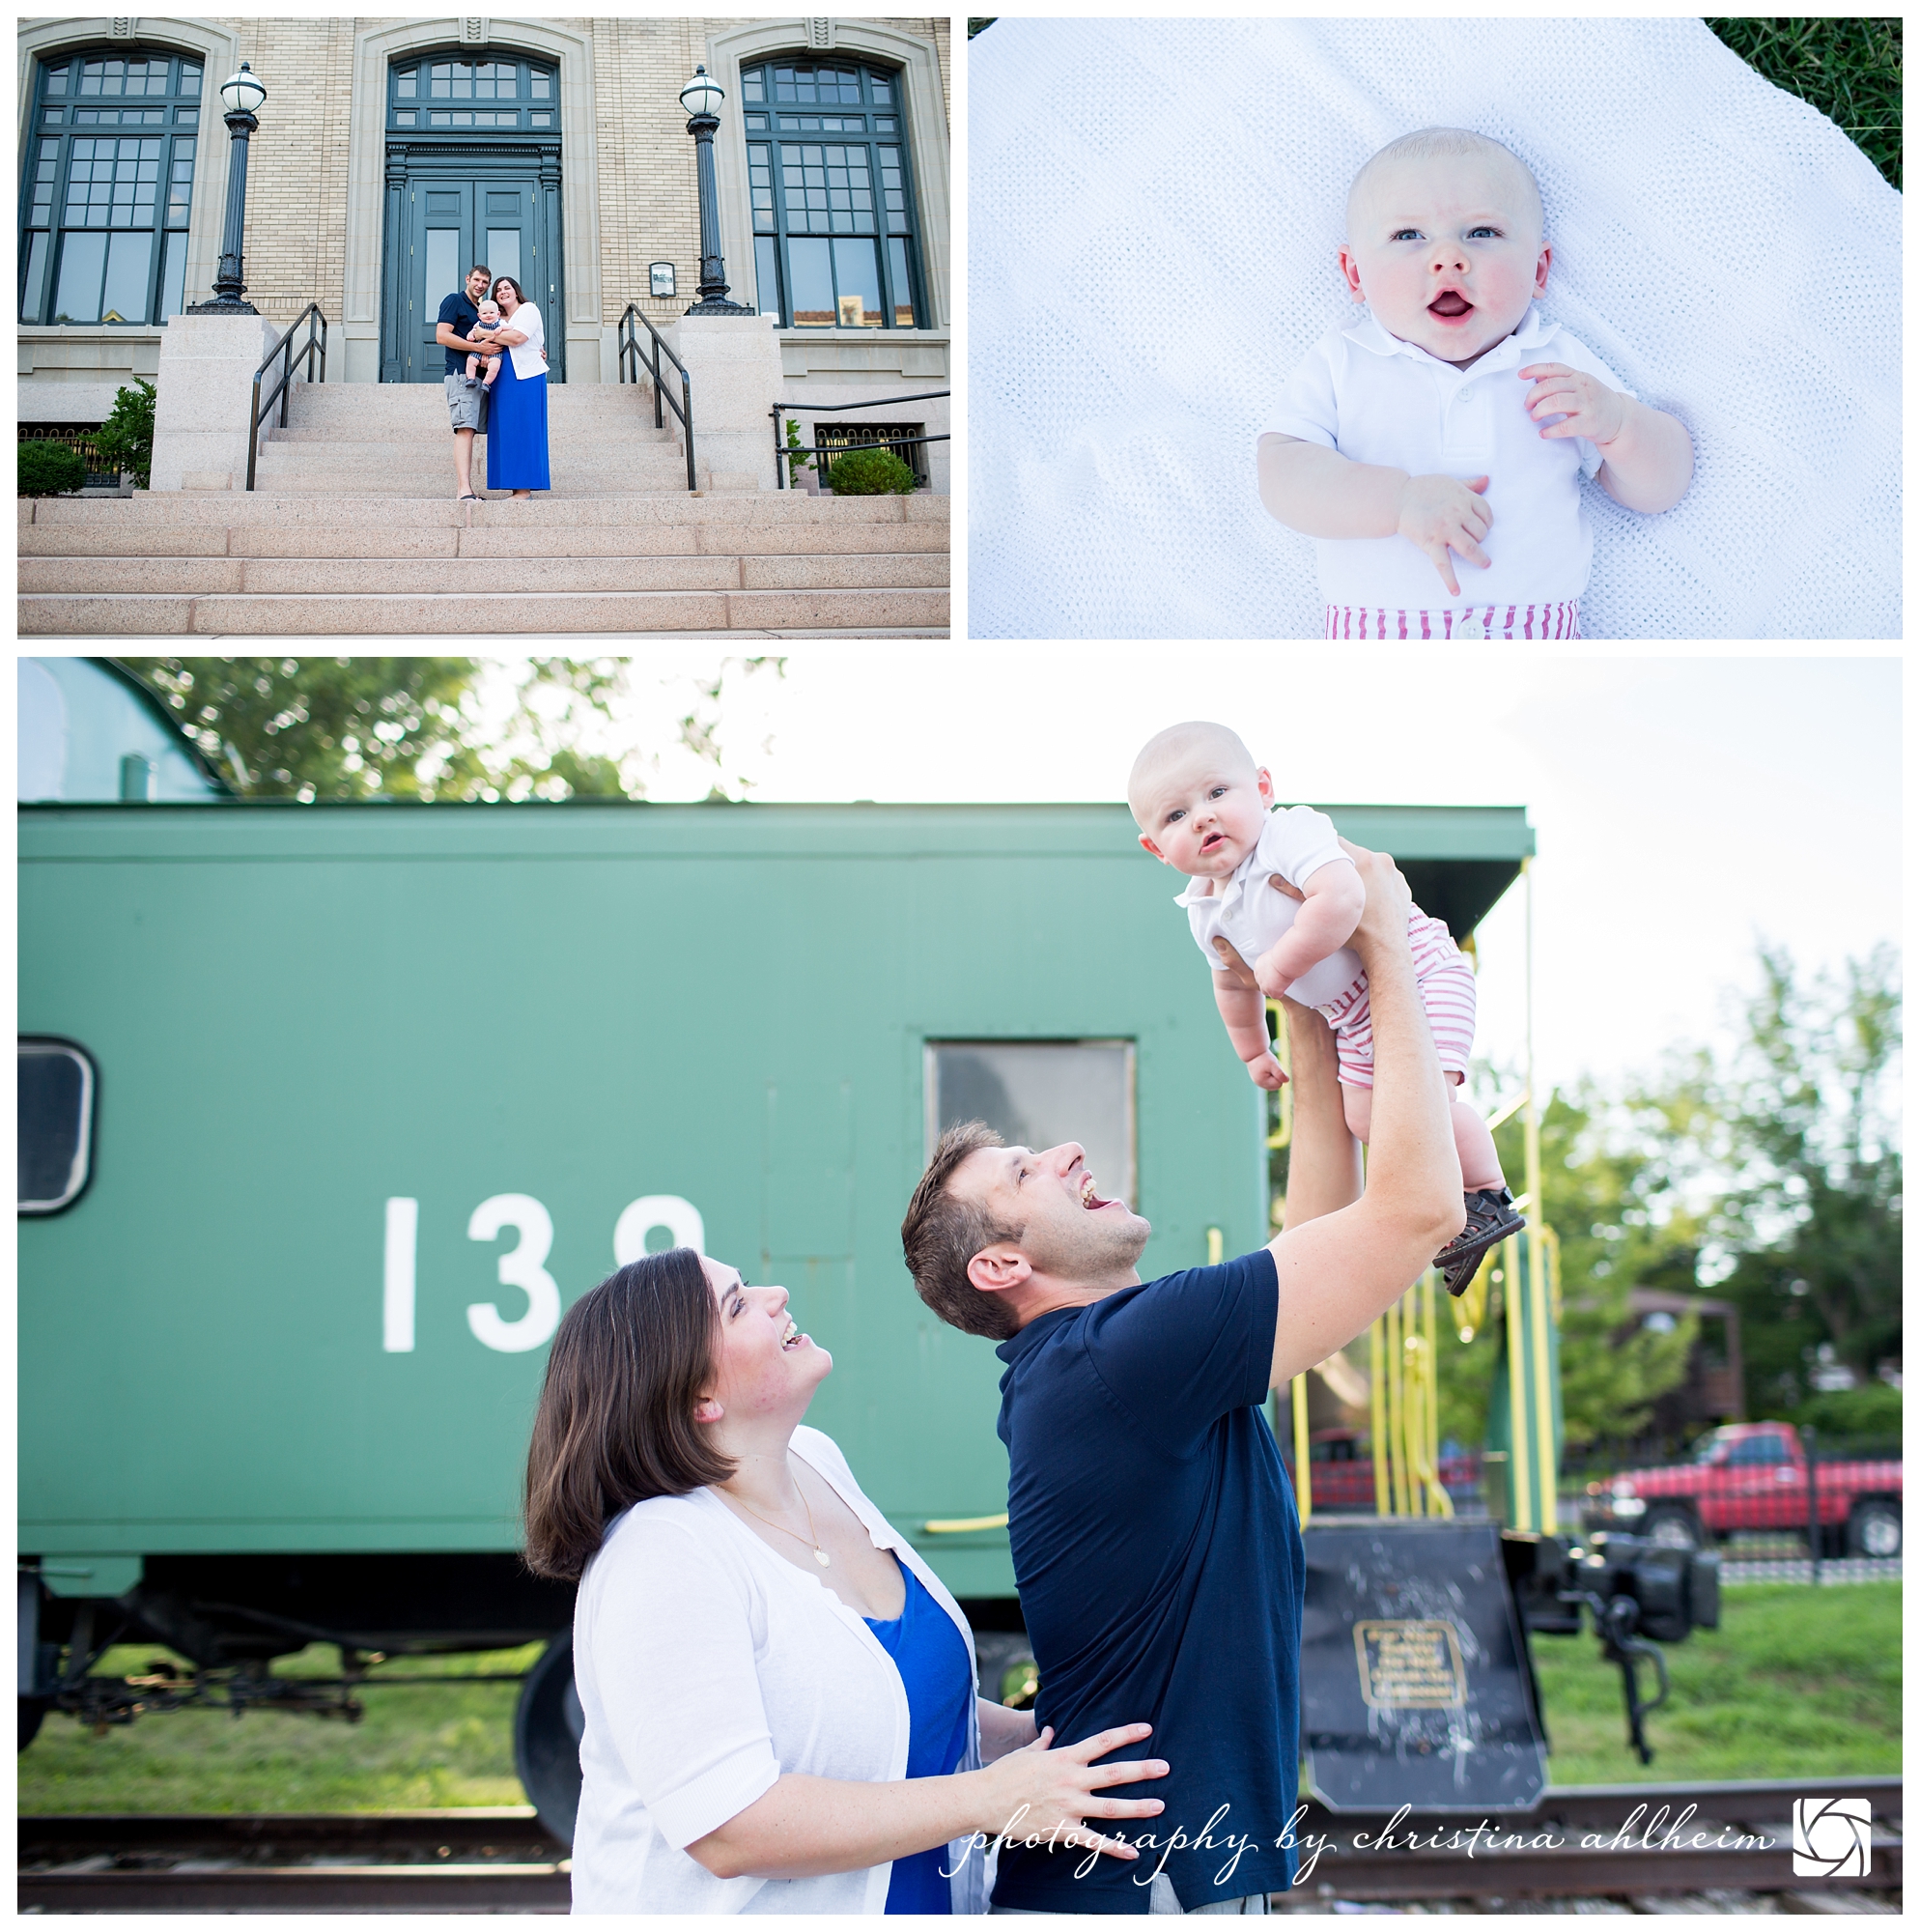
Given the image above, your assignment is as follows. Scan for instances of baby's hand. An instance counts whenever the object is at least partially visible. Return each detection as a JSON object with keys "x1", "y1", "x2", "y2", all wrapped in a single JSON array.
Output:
[
  {"x1": 1518, "y1": 363, "x2": 1627, "y2": 449},
  {"x1": 1245, "y1": 1051, "x2": 1288, "y2": 1092},
  {"x1": 1253, "y1": 953, "x2": 1294, "y2": 1002},
  {"x1": 1396, "y1": 473, "x2": 1491, "y2": 598}
]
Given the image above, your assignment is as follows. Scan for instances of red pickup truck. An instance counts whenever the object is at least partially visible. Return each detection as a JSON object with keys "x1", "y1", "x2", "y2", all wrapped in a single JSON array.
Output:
[{"x1": 1581, "y1": 1420, "x2": 1902, "y2": 1558}]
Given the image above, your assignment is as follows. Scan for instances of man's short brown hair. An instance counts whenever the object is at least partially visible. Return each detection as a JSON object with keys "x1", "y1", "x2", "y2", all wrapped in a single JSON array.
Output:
[{"x1": 901, "y1": 1121, "x2": 1024, "y2": 1341}]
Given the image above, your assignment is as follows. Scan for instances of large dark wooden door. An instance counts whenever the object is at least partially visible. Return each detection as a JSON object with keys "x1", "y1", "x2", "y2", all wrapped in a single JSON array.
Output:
[{"x1": 382, "y1": 146, "x2": 562, "y2": 383}]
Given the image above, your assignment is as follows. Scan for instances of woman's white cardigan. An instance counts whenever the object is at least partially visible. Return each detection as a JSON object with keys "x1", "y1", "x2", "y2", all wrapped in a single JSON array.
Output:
[
  {"x1": 499, "y1": 298, "x2": 545, "y2": 380},
  {"x1": 570, "y1": 1425, "x2": 994, "y2": 1914}
]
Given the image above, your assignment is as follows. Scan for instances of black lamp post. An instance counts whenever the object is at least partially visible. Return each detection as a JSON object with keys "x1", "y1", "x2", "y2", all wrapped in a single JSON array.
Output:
[
  {"x1": 679, "y1": 65, "x2": 752, "y2": 316},
  {"x1": 187, "y1": 62, "x2": 266, "y2": 314}
]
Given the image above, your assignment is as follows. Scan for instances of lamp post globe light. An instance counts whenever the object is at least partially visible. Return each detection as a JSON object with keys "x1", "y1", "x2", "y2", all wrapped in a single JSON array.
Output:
[
  {"x1": 678, "y1": 65, "x2": 753, "y2": 316},
  {"x1": 187, "y1": 61, "x2": 266, "y2": 314}
]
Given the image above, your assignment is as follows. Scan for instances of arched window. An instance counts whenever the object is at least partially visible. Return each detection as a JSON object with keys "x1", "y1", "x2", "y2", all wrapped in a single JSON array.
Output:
[
  {"x1": 388, "y1": 54, "x2": 558, "y2": 131},
  {"x1": 19, "y1": 46, "x2": 203, "y2": 326},
  {"x1": 742, "y1": 59, "x2": 922, "y2": 328}
]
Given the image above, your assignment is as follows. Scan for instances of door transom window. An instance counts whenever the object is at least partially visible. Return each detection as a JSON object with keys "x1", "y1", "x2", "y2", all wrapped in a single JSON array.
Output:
[{"x1": 389, "y1": 55, "x2": 558, "y2": 130}]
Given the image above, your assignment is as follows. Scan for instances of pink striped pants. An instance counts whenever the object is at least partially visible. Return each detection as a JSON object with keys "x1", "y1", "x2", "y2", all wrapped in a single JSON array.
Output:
[
  {"x1": 1324, "y1": 601, "x2": 1582, "y2": 639},
  {"x1": 1319, "y1": 917, "x2": 1477, "y2": 1090}
]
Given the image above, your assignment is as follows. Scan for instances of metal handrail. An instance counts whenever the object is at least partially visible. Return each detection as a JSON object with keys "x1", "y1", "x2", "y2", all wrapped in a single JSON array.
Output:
[
  {"x1": 771, "y1": 390, "x2": 950, "y2": 489},
  {"x1": 618, "y1": 303, "x2": 696, "y2": 493},
  {"x1": 245, "y1": 302, "x2": 327, "y2": 493}
]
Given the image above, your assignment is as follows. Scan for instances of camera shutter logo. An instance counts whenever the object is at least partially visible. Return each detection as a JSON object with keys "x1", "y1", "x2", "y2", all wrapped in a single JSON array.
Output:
[{"x1": 1792, "y1": 1797, "x2": 1872, "y2": 1878}]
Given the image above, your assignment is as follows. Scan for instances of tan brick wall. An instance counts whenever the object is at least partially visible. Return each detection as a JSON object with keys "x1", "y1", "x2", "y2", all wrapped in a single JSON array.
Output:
[
  {"x1": 591, "y1": 15, "x2": 746, "y2": 330},
  {"x1": 41, "y1": 17, "x2": 946, "y2": 335},
  {"x1": 928, "y1": 16, "x2": 949, "y2": 134},
  {"x1": 194, "y1": 17, "x2": 357, "y2": 325},
  {"x1": 599, "y1": 17, "x2": 947, "y2": 332}
]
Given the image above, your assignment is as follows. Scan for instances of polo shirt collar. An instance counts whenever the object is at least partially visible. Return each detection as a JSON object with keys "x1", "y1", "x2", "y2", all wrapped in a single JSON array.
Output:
[
  {"x1": 1346, "y1": 304, "x2": 1559, "y2": 376},
  {"x1": 1172, "y1": 849, "x2": 1255, "y2": 921},
  {"x1": 996, "y1": 1304, "x2": 1076, "y2": 1365}
]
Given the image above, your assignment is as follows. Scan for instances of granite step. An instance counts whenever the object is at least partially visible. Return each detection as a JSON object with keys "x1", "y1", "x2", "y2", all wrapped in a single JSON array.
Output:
[
  {"x1": 250, "y1": 440, "x2": 698, "y2": 482},
  {"x1": 20, "y1": 518, "x2": 949, "y2": 559},
  {"x1": 21, "y1": 554, "x2": 948, "y2": 596},
  {"x1": 276, "y1": 383, "x2": 666, "y2": 422},
  {"x1": 20, "y1": 493, "x2": 946, "y2": 530},
  {"x1": 263, "y1": 423, "x2": 679, "y2": 446},
  {"x1": 16, "y1": 482, "x2": 948, "y2": 635},
  {"x1": 18, "y1": 586, "x2": 950, "y2": 637}
]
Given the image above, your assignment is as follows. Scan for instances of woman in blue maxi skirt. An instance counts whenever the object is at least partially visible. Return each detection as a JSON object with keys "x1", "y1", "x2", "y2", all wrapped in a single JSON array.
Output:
[{"x1": 483, "y1": 275, "x2": 551, "y2": 497}]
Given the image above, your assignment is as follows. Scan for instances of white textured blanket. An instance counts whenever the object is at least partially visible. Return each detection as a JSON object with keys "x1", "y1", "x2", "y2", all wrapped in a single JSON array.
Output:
[{"x1": 968, "y1": 18, "x2": 1901, "y2": 639}]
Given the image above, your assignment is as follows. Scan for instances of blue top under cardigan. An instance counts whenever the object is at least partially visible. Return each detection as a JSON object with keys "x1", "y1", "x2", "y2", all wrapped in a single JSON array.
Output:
[{"x1": 863, "y1": 1559, "x2": 975, "y2": 1913}]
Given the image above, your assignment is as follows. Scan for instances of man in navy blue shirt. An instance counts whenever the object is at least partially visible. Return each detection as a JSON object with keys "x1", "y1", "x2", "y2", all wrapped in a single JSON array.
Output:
[
  {"x1": 901, "y1": 844, "x2": 1465, "y2": 1914},
  {"x1": 436, "y1": 264, "x2": 502, "y2": 502}
]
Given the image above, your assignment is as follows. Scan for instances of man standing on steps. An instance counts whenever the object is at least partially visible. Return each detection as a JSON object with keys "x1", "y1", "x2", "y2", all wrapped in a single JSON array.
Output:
[{"x1": 437, "y1": 263, "x2": 500, "y2": 503}]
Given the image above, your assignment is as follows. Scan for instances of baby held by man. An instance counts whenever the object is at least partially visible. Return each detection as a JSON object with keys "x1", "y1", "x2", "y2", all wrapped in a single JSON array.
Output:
[{"x1": 1130, "y1": 721, "x2": 1523, "y2": 1293}]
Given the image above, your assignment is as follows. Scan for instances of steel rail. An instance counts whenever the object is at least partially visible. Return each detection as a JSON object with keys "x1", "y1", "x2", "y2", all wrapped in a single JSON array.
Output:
[
  {"x1": 770, "y1": 390, "x2": 950, "y2": 489},
  {"x1": 20, "y1": 1779, "x2": 1901, "y2": 1912},
  {"x1": 245, "y1": 302, "x2": 327, "y2": 493},
  {"x1": 616, "y1": 303, "x2": 696, "y2": 493},
  {"x1": 18, "y1": 1863, "x2": 571, "y2": 1912}
]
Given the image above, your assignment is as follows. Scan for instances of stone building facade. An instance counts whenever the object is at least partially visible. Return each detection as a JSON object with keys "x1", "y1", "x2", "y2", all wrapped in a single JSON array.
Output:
[{"x1": 18, "y1": 14, "x2": 950, "y2": 440}]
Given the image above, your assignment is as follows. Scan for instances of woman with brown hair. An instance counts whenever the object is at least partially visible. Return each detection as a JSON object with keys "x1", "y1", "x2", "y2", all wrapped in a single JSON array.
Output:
[
  {"x1": 477, "y1": 273, "x2": 549, "y2": 498},
  {"x1": 523, "y1": 1247, "x2": 1169, "y2": 1914}
]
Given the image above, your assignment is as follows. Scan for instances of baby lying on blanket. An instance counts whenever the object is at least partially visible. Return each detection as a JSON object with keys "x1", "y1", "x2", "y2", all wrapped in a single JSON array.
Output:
[
  {"x1": 1129, "y1": 721, "x2": 1523, "y2": 1293},
  {"x1": 1257, "y1": 128, "x2": 1693, "y2": 640}
]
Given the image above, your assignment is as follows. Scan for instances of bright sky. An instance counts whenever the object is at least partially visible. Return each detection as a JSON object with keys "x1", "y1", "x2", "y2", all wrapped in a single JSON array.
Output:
[{"x1": 519, "y1": 649, "x2": 1901, "y2": 1101}]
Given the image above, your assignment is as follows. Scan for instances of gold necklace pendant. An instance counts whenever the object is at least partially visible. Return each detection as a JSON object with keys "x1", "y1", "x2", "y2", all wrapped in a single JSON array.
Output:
[{"x1": 813, "y1": 1547, "x2": 833, "y2": 1568}]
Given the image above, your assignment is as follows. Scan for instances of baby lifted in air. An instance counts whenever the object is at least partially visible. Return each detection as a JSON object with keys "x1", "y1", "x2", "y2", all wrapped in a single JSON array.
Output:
[
  {"x1": 1129, "y1": 721, "x2": 1523, "y2": 1293},
  {"x1": 1257, "y1": 128, "x2": 1693, "y2": 640}
]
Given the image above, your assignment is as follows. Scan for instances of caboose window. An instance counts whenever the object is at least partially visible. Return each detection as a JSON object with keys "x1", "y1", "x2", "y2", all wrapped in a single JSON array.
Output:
[
  {"x1": 18, "y1": 1038, "x2": 97, "y2": 1214},
  {"x1": 925, "y1": 1040, "x2": 1137, "y2": 1208}
]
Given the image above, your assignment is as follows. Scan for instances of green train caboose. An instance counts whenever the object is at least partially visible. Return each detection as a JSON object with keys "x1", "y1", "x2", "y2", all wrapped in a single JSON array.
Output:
[{"x1": 18, "y1": 660, "x2": 1536, "y2": 1814}]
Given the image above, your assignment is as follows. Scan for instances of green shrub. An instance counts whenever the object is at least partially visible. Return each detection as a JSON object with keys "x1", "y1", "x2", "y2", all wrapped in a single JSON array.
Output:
[
  {"x1": 782, "y1": 417, "x2": 815, "y2": 487},
  {"x1": 18, "y1": 441, "x2": 86, "y2": 497},
  {"x1": 826, "y1": 444, "x2": 917, "y2": 495},
  {"x1": 96, "y1": 376, "x2": 156, "y2": 488},
  {"x1": 1784, "y1": 1381, "x2": 1902, "y2": 1441}
]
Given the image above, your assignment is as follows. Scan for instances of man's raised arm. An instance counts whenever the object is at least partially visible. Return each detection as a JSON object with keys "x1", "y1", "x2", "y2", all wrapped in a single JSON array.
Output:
[{"x1": 1262, "y1": 843, "x2": 1464, "y2": 1388}]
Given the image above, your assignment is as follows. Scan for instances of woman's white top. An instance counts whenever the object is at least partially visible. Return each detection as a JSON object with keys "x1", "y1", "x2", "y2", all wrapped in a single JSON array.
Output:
[
  {"x1": 570, "y1": 1425, "x2": 993, "y2": 1915},
  {"x1": 499, "y1": 298, "x2": 546, "y2": 380}
]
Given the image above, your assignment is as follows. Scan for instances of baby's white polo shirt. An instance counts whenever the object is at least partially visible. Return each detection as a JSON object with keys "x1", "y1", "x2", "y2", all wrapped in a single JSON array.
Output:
[{"x1": 1264, "y1": 307, "x2": 1633, "y2": 612}]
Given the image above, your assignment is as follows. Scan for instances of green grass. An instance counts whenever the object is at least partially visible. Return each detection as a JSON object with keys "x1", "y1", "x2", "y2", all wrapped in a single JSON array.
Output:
[
  {"x1": 1707, "y1": 16, "x2": 1901, "y2": 188},
  {"x1": 1534, "y1": 1581, "x2": 1902, "y2": 1784},
  {"x1": 17, "y1": 1644, "x2": 541, "y2": 1814},
  {"x1": 21, "y1": 1585, "x2": 1898, "y2": 1811}
]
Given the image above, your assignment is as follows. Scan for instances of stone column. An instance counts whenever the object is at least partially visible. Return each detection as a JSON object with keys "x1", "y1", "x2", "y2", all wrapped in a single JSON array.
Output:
[
  {"x1": 663, "y1": 314, "x2": 786, "y2": 494},
  {"x1": 148, "y1": 312, "x2": 280, "y2": 492}
]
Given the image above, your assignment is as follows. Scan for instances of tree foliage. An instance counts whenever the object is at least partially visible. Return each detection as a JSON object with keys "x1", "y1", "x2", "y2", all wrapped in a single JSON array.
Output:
[
  {"x1": 118, "y1": 657, "x2": 779, "y2": 804},
  {"x1": 1438, "y1": 1087, "x2": 1703, "y2": 1451},
  {"x1": 1439, "y1": 942, "x2": 1900, "y2": 1451},
  {"x1": 96, "y1": 377, "x2": 157, "y2": 489},
  {"x1": 1698, "y1": 943, "x2": 1902, "y2": 1410}
]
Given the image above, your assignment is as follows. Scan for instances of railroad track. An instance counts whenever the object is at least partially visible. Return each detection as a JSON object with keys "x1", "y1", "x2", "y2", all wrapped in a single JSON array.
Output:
[{"x1": 18, "y1": 1778, "x2": 1902, "y2": 1913}]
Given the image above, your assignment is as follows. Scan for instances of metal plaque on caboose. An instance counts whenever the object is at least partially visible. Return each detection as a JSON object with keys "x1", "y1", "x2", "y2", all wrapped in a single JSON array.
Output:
[{"x1": 1301, "y1": 1520, "x2": 1547, "y2": 1813}]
